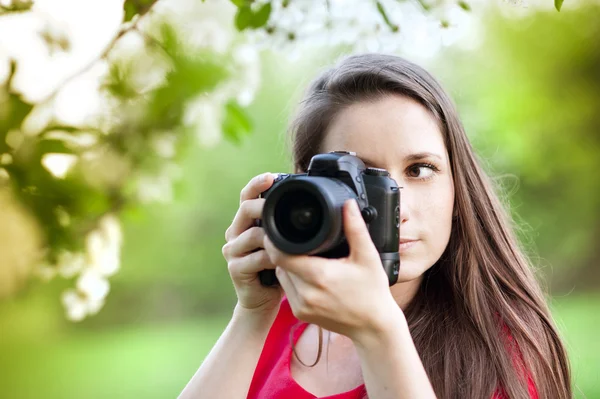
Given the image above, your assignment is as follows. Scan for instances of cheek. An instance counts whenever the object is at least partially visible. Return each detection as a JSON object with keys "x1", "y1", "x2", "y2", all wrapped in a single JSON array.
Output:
[
  {"x1": 396, "y1": 178, "x2": 454, "y2": 281},
  {"x1": 426, "y1": 180, "x2": 453, "y2": 229},
  {"x1": 413, "y1": 181, "x2": 454, "y2": 255}
]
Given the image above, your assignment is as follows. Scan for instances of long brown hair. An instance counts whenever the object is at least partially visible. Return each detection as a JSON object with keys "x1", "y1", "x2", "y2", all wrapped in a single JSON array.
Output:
[{"x1": 287, "y1": 54, "x2": 571, "y2": 399}]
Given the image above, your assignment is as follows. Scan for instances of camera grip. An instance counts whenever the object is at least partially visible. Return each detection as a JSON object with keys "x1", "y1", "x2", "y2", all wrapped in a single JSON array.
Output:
[
  {"x1": 259, "y1": 269, "x2": 279, "y2": 287},
  {"x1": 380, "y1": 252, "x2": 400, "y2": 286},
  {"x1": 259, "y1": 253, "x2": 399, "y2": 287}
]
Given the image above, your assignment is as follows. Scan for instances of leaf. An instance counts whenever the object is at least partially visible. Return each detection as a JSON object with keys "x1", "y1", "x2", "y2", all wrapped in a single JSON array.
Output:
[
  {"x1": 0, "y1": 92, "x2": 34, "y2": 134},
  {"x1": 0, "y1": 0, "x2": 33, "y2": 14},
  {"x1": 222, "y1": 101, "x2": 252, "y2": 144},
  {"x1": 250, "y1": 3, "x2": 272, "y2": 29},
  {"x1": 415, "y1": 0, "x2": 431, "y2": 12},
  {"x1": 123, "y1": 1, "x2": 138, "y2": 22},
  {"x1": 555, "y1": 0, "x2": 564, "y2": 11},
  {"x1": 457, "y1": 1, "x2": 471, "y2": 11},
  {"x1": 376, "y1": 1, "x2": 399, "y2": 33},
  {"x1": 38, "y1": 139, "x2": 77, "y2": 155},
  {"x1": 122, "y1": 0, "x2": 155, "y2": 23},
  {"x1": 234, "y1": 6, "x2": 253, "y2": 31},
  {"x1": 229, "y1": 0, "x2": 250, "y2": 7},
  {"x1": 235, "y1": 3, "x2": 272, "y2": 31},
  {"x1": 101, "y1": 62, "x2": 139, "y2": 99},
  {"x1": 0, "y1": 62, "x2": 34, "y2": 133}
]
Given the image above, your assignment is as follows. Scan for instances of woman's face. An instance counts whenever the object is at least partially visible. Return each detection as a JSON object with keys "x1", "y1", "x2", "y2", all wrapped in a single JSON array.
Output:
[{"x1": 321, "y1": 95, "x2": 455, "y2": 298}]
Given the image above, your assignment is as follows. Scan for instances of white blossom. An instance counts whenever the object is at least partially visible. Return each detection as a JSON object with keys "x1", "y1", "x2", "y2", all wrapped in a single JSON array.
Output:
[
  {"x1": 186, "y1": 18, "x2": 233, "y2": 54},
  {"x1": 135, "y1": 164, "x2": 180, "y2": 204},
  {"x1": 231, "y1": 44, "x2": 261, "y2": 106},
  {"x1": 86, "y1": 214, "x2": 122, "y2": 277},
  {"x1": 40, "y1": 153, "x2": 78, "y2": 179},
  {"x1": 76, "y1": 270, "x2": 110, "y2": 302},
  {"x1": 61, "y1": 289, "x2": 88, "y2": 321},
  {"x1": 240, "y1": 0, "x2": 480, "y2": 61},
  {"x1": 56, "y1": 251, "x2": 85, "y2": 278},
  {"x1": 136, "y1": 170, "x2": 174, "y2": 204},
  {"x1": 61, "y1": 287, "x2": 105, "y2": 322},
  {"x1": 184, "y1": 96, "x2": 224, "y2": 148},
  {"x1": 152, "y1": 134, "x2": 177, "y2": 159},
  {"x1": 57, "y1": 214, "x2": 122, "y2": 321}
]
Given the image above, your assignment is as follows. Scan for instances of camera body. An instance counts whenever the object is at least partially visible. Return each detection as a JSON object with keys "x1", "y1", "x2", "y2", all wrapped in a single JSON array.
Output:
[{"x1": 257, "y1": 151, "x2": 400, "y2": 287}]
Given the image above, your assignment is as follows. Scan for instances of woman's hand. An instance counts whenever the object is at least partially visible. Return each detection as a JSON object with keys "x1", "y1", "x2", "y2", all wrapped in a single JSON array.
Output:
[
  {"x1": 263, "y1": 199, "x2": 400, "y2": 343},
  {"x1": 222, "y1": 172, "x2": 282, "y2": 318}
]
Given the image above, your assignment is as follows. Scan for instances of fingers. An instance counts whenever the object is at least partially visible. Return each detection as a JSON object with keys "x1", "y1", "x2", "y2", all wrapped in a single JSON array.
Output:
[
  {"x1": 239, "y1": 172, "x2": 275, "y2": 205},
  {"x1": 225, "y1": 199, "x2": 265, "y2": 242},
  {"x1": 276, "y1": 267, "x2": 322, "y2": 322},
  {"x1": 227, "y1": 249, "x2": 276, "y2": 277},
  {"x1": 343, "y1": 199, "x2": 378, "y2": 265},
  {"x1": 263, "y1": 235, "x2": 329, "y2": 286},
  {"x1": 225, "y1": 172, "x2": 276, "y2": 242},
  {"x1": 222, "y1": 227, "x2": 265, "y2": 260},
  {"x1": 275, "y1": 267, "x2": 299, "y2": 300}
]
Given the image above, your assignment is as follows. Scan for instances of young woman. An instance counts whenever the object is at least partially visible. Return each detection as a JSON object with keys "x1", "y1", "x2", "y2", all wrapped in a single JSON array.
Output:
[{"x1": 179, "y1": 54, "x2": 572, "y2": 399}]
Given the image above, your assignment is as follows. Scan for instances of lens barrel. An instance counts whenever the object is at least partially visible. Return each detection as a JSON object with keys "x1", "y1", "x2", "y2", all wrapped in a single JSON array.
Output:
[{"x1": 262, "y1": 176, "x2": 357, "y2": 255}]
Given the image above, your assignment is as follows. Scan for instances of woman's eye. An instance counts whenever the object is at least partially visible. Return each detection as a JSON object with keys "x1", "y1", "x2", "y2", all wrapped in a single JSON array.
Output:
[{"x1": 407, "y1": 164, "x2": 437, "y2": 179}]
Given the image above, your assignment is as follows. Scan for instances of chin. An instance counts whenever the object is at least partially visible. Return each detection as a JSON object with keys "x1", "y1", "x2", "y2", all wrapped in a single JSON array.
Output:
[{"x1": 395, "y1": 260, "x2": 430, "y2": 283}]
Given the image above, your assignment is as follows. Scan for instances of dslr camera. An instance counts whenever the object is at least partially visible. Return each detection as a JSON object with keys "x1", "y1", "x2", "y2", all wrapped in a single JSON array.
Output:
[{"x1": 257, "y1": 151, "x2": 400, "y2": 287}]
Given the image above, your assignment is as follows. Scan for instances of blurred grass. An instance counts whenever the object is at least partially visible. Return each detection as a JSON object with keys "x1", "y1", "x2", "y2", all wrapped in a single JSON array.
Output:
[
  {"x1": 0, "y1": 294, "x2": 597, "y2": 398},
  {"x1": 551, "y1": 294, "x2": 600, "y2": 398},
  {"x1": 0, "y1": 316, "x2": 228, "y2": 399}
]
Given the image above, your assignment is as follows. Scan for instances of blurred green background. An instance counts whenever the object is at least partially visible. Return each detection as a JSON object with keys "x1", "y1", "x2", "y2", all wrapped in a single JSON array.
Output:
[{"x1": 1, "y1": 1, "x2": 599, "y2": 398}]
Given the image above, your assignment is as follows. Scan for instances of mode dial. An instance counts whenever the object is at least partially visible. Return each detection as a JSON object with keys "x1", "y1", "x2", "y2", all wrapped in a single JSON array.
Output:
[
  {"x1": 364, "y1": 167, "x2": 390, "y2": 176},
  {"x1": 329, "y1": 150, "x2": 357, "y2": 156}
]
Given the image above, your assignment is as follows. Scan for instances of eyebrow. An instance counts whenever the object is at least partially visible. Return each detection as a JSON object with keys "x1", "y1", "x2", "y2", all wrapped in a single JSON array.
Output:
[{"x1": 360, "y1": 152, "x2": 443, "y2": 166}]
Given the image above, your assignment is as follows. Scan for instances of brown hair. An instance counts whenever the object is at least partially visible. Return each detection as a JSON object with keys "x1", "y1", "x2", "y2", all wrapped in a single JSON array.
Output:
[{"x1": 287, "y1": 54, "x2": 571, "y2": 399}]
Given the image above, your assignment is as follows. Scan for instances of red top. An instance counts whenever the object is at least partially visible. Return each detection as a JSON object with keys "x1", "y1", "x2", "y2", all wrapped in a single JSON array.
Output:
[{"x1": 247, "y1": 297, "x2": 538, "y2": 399}]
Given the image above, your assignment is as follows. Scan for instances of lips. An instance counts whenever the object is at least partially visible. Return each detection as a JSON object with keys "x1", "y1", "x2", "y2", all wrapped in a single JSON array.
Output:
[
  {"x1": 399, "y1": 238, "x2": 419, "y2": 252},
  {"x1": 399, "y1": 238, "x2": 418, "y2": 244}
]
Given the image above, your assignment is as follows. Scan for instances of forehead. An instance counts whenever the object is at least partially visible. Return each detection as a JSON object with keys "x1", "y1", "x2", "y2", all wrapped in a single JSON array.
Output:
[{"x1": 321, "y1": 95, "x2": 447, "y2": 163}]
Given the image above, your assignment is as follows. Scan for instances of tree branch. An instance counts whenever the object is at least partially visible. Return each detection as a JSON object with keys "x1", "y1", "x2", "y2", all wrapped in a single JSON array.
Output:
[{"x1": 35, "y1": 0, "x2": 162, "y2": 105}]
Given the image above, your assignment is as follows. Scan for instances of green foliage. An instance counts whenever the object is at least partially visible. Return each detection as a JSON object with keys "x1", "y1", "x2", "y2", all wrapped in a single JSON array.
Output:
[
  {"x1": 0, "y1": 0, "x2": 571, "y2": 308},
  {"x1": 0, "y1": 62, "x2": 33, "y2": 138},
  {"x1": 0, "y1": 0, "x2": 33, "y2": 15},
  {"x1": 0, "y1": 17, "x2": 235, "y2": 266},
  {"x1": 123, "y1": 0, "x2": 157, "y2": 22},
  {"x1": 458, "y1": 1, "x2": 471, "y2": 12},
  {"x1": 555, "y1": 0, "x2": 564, "y2": 11},
  {"x1": 222, "y1": 100, "x2": 253, "y2": 143},
  {"x1": 376, "y1": 1, "x2": 400, "y2": 33},
  {"x1": 234, "y1": 2, "x2": 272, "y2": 31},
  {"x1": 442, "y1": 3, "x2": 600, "y2": 290}
]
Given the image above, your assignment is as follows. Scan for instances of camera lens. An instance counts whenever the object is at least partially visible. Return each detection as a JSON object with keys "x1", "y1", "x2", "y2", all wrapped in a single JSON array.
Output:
[
  {"x1": 275, "y1": 190, "x2": 322, "y2": 243},
  {"x1": 262, "y1": 176, "x2": 356, "y2": 255}
]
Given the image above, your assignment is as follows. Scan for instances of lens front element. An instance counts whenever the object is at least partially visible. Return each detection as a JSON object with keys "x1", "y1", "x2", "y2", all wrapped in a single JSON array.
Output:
[{"x1": 275, "y1": 190, "x2": 323, "y2": 244}]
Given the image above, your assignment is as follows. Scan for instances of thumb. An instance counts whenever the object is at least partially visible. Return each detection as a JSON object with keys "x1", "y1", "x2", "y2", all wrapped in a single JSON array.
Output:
[{"x1": 343, "y1": 199, "x2": 378, "y2": 264}]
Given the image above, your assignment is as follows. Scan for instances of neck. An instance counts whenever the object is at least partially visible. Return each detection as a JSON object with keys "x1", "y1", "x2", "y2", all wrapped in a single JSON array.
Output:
[{"x1": 390, "y1": 275, "x2": 423, "y2": 311}]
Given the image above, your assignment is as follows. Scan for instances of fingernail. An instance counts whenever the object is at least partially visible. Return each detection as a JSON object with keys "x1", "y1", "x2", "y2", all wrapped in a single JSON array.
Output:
[{"x1": 262, "y1": 173, "x2": 271, "y2": 183}]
